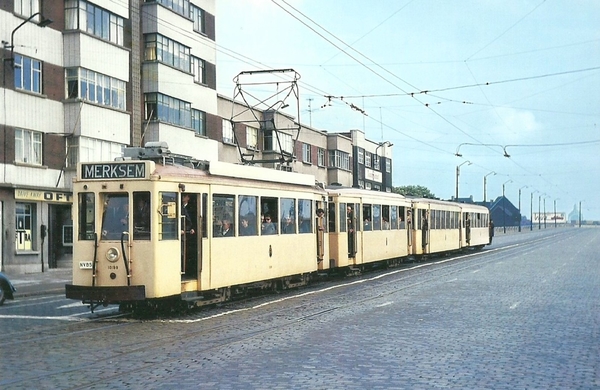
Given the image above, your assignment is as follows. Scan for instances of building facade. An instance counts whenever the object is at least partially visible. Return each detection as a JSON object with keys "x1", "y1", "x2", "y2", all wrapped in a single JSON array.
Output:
[{"x1": 0, "y1": 0, "x2": 393, "y2": 274}]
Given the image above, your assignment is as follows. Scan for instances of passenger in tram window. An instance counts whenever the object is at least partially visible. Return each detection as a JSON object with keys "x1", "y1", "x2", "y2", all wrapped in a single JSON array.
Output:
[
  {"x1": 347, "y1": 206, "x2": 354, "y2": 233},
  {"x1": 134, "y1": 199, "x2": 150, "y2": 230},
  {"x1": 239, "y1": 216, "x2": 256, "y2": 236},
  {"x1": 181, "y1": 194, "x2": 195, "y2": 235},
  {"x1": 363, "y1": 218, "x2": 371, "y2": 230},
  {"x1": 316, "y1": 208, "x2": 325, "y2": 232},
  {"x1": 281, "y1": 215, "x2": 295, "y2": 234},
  {"x1": 382, "y1": 217, "x2": 390, "y2": 230},
  {"x1": 261, "y1": 214, "x2": 277, "y2": 235},
  {"x1": 219, "y1": 217, "x2": 234, "y2": 237}
]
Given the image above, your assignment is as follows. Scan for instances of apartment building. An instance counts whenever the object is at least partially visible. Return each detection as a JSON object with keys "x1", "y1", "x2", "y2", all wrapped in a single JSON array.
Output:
[{"x1": 0, "y1": 0, "x2": 392, "y2": 274}]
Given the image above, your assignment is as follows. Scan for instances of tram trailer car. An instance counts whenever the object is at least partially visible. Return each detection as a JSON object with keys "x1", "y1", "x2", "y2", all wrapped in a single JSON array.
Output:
[
  {"x1": 459, "y1": 203, "x2": 491, "y2": 249},
  {"x1": 66, "y1": 144, "x2": 329, "y2": 311},
  {"x1": 325, "y1": 187, "x2": 413, "y2": 271}
]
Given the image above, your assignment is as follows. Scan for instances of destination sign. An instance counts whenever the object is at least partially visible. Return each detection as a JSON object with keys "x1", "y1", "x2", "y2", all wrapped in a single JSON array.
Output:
[{"x1": 81, "y1": 163, "x2": 146, "y2": 180}]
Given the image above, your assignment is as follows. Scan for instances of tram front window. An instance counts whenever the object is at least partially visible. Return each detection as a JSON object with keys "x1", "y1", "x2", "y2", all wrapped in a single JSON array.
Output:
[{"x1": 101, "y1": 194, "x2": 129, "y2": 240}]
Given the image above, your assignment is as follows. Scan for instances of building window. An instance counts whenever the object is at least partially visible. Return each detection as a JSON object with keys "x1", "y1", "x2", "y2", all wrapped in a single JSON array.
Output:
[
  {"x1": 15, "y1": 129, "x2": 42, "y2": 165},
  {"x1": 145, "y1": 0, "x2": 189, "y2": 17},
  {"x1": 263, "y1": 130, "x2": 293, "y2": 154},
  {"x1": 328, "y1": 150, "x2": 350, "y2": 171},
  {"x1": 317, "y1": 148, "x2": 325, "y2": 167},
  {"x1": 67, "y1": 137, "x2": 124, "y2": 167},
  {"x1": 191, "y1": 56, "x2": 206, "y2": 84},
  {"x1": 365, "y1": 152, "x2": 371, "y2": 168},
  {"x1": 190, "y1": 4, "x2": 206, "y2": 34},
  {"x1": 144, "y1": 33, "x2": 190, "y2": 73},
  {"x1": 302, "y1": 143, "x2": 312, "y2": 163},
  {"x1": 14, "y1": 54, "x2": 42, "y2": 94},
  {"x1": 65, "y1": 0, "x2": 124, "y2": 46},
  {"x1": 358, "y1": 180, "x2": 365, "y2": 189},
  {"x1": 374, "y1": 155, "x2": 380, "y2": 170},
  {"x1": 386, "y1": 160, "x2": 391, "y2": 173},
  {"x1": 222, "y1": 119, "x2": 234, "y2": 144},
  {"x1": 65, "y1": 67, "x2": 126, "y2": 110},
  {"x1": 192, "y1": 109, "x2": 206, "y2": 136},
  {"x1": 15, "y1": 0, "x2": 39, "y2": 18},
  {"x1": 246, "y1": 126, "x2": 258, "y2": 149},
  {"x1": 358, "y1": 148, "x2": 364, "y2": 164},
  {"x1": 145, "y1": 93, "x2": 192, "y2": 128},
  {"x1": 15, "y1": 202, "x2": 36, "y2": 251}
]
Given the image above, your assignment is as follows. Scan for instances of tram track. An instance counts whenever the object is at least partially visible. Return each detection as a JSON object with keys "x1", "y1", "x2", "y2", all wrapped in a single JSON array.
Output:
[{"x1": 1, "y1": 229, "x2": 577, "y2": 388}]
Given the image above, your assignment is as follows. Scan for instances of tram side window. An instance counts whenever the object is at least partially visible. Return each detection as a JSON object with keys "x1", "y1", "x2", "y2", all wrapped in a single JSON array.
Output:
[
  {"x1": 159, "y1": 192, "x2": 178, "y2": 240},
  {"x1": 363, "y1": 204, "x2": 372, "y2": 231},
  {"x1": 213, "y1": 194, "x2": 235, "y2": 237},
  {"x1": 133, "y1": 192, "x2": 151, "y2": 240},
  {"x1": 260, "y1": 197, "x2": 278, "y2": 235},
  {"x1": 280, "y1": 198, "x2": 296, "y2": 234},
  {"x1": 239, "y1": 195, "x2": 258, "y2": 236},
  {"x1": 339, "y1": 203, "x2": 347, "y2": 232},
  {"x1": 373, "y1": 204, "x2": 382, "y2": 230},
  {"x1": 382, "y1": 205, "x2": 391, "y2": 230},
  {"x1": 101, "y1": 194, "x2": 129, "y2": 240},
  {"x1": 328, "y1": 202, "x2": 337, "y2": 233},
  {"x1": 298, "y1": 199, "x2": 312, "y2": 233},
  {"x1": 391, "y1": 206, "x2": 398, "y2": 229},
  {"x1": 78, "y1": 193, "x2": 95, "y2": 240}
]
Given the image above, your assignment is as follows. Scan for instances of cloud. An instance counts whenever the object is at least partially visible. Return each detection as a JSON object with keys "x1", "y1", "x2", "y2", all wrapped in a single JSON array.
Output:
[{"x1": 489, "y1": 107, "x2": 541, "y2": 142}]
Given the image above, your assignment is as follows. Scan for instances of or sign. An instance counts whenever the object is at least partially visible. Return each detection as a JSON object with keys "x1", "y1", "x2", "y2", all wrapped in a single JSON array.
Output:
[
  {"x1": 81, "y1": 163, "x2": 146, "y2": 180},
  {"x1": 15, "y1": 189, "x2": 73, "y2": 203},
  {"x1": 365, "y1": 168, "x2": 383, "y2": 183},
  {"x1": 79, "y1": 261, "x2": 93, "y2": 269}
]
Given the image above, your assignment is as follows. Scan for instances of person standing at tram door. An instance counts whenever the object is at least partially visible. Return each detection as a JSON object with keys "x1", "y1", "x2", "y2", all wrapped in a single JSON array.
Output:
[
  {"x1": 181, "y1": 194, "x2": 196, "y2": 276},
  {"x1": 347, "y1": 206, "x2": 356, "y2": 257},
  {"x1": 488, "y1": 220, "x2": 495, "y2": 245},
  {"x1": 315, "y1": 208, "x2": 325, "y2": 263}
]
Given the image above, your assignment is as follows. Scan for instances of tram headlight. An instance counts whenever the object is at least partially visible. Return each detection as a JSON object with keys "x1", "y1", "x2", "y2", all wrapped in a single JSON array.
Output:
[{"x1": 106, "y1": 247, "x2": 120, "y2": 262}]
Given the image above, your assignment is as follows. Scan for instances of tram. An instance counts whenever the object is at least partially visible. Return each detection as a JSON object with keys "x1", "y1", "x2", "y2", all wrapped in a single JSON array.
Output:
[{"x1": 65, "y1": 143, "x2": 491, "y2": 311}]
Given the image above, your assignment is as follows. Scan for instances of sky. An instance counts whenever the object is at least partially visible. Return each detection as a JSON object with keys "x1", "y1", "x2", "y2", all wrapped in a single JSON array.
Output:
[{"x1": 214, "y1": 0, "x2": 600, "y2": 220}]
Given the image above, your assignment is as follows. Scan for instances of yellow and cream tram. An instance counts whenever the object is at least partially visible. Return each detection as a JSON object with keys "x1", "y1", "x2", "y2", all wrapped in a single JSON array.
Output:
[
  {"x1": 66, "y1": 143, "x2": 491, "y2": 311},
  {"x1": 66, "y1": 143, "x2": 328, "y2": 311}
]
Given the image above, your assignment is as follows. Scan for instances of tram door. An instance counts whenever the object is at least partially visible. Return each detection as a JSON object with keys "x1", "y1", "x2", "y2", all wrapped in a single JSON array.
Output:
[{"x1": 181, "y1": 193, "x2": 202, "y2": 278}]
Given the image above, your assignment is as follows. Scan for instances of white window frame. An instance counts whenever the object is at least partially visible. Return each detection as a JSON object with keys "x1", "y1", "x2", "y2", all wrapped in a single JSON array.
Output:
[
  {"x1": 14, "y1": 54, "x2": 42, "y2": 93},
  {"x1": 302, "y1": 143, "x2": 311, "y2": 163},
  {"x1": 191, "y1": 56, "x2": 206, "y2": 84},
  {"x1": 246, "y1": 126, "x2": 258, "y2": 149},
  {"x1": 358, "y1": 148, "x2": 364, "y2": 164},
  {"x1": 317, "y1": 148, "x2": 325, "y2": 167},
  {"x1": 222, "y1": 119, "x2": 234, "y2": 144},
  {"x1": 15, "y1": 0, "x2": 40, "y2": 18},
  {"x1": 15, "y1": 128, "x2": 42, "y2": 165}
]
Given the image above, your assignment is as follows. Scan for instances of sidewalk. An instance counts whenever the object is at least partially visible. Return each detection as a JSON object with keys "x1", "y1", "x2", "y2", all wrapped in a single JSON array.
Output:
[{"x1": 8, "y1": 268, "x2": 72, "y2": 298}]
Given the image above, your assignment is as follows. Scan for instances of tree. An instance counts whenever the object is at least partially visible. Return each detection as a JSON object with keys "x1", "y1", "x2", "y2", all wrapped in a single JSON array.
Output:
[{"x1": 393, "y1": 185, "x2": 436, "y2": 198}]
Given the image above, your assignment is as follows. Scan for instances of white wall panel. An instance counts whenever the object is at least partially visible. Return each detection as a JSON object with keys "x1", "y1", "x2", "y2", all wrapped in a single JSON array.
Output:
[
  {"x1": 4, "y1": 90, "x2": 64, "y2": 133},
  {"x1": 2, "y1": 165, "x2": 64, "y2": 188},
  {"x1": 73, "y1": 104, "x2": 130, "y2": 144},
  {"x1": 64, "y1": 34, "x2": 130, "y2": 81}
]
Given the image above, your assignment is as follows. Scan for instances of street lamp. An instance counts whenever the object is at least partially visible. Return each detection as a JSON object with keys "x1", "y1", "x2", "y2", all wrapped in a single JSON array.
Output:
[
  {"x1": 530, "y1": 190, "x2": 538, "y2": 231},
  {"x1": 455, "y1": 160, "x2": 471, "y2": 200},
  {"x1": 483, "y1": 171, "x2": 496, "y2": 204},
  {"x1": 518, "y1": 185, "x2": 528, "y2": 232},
  {"x1": 538, "y1": 193, "x2": 545, "y2": 230},
  {"x1": 553, "y1": 198, "x2": 559, "y2": 228},
  {"x1": 543, "y1": 196, "x2": 548, "y2": 229},
  {"x1": 3, "y1": 12, "x2": 53, "y2": 67},
  {"x1": 502, "y1": 179, "x2": 512, "y2": 233}
]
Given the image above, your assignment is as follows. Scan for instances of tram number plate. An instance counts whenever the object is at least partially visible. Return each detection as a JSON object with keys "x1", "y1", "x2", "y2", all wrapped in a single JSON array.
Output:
[{"x1": 79, "y1": 261, "x2": 93, "y2": 269}]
